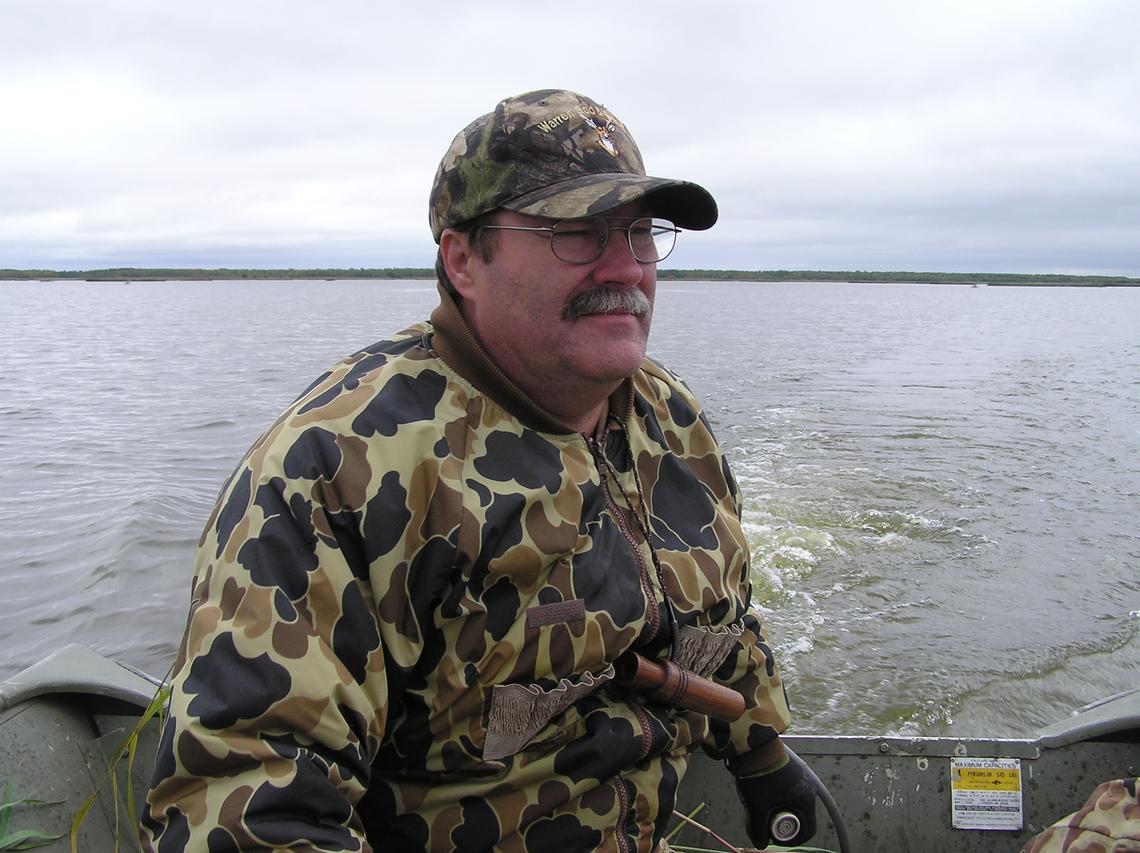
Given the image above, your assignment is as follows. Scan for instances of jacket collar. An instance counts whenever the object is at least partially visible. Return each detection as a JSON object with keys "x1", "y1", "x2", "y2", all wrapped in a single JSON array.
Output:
[{"x1": 428, "y1": 283, "x2": 634, "y2": 435}]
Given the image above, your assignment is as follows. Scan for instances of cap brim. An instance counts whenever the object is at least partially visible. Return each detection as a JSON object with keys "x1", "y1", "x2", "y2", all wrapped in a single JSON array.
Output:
[{"x1": 502, "y1": 173, "x2": 718, "y2": 231}]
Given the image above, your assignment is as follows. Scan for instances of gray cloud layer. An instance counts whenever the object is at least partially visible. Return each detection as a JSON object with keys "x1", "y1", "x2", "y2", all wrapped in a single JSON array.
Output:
[{"x1": 3, "y1": 0, "x2": 1138, "y2": 274}]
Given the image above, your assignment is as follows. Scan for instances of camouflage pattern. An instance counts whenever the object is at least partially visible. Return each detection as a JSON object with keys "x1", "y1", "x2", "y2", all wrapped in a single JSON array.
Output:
[
  {"x1": 141, "y1": 289, "x2": 791, "y2": 852},
  {"x1": 1022, "y1": 778, "x2": 1140, "y2": 853},
  {"x1": 428, "y1": 89, "x2": 718, "y2": 241}
]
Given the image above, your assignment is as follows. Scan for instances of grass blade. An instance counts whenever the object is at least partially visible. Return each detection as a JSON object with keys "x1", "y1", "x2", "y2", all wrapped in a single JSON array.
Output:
[{"x1": 0, "y1": 827, "x2": 66, "y2": 850}]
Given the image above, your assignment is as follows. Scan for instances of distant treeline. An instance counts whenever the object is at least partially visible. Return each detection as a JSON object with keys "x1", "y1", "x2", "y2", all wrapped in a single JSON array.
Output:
[
  {"x1": 0, "y1": 267, "x2": 433, "y2": 281},
  {"x1": 3, "y1": 267, "x2": 1138, "y2": 286}
]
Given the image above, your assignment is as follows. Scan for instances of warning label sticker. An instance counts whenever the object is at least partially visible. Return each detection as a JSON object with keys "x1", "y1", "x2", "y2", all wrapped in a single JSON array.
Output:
[{"x1": 951, "y1": 757, "x2": 1023, "y2": 830}]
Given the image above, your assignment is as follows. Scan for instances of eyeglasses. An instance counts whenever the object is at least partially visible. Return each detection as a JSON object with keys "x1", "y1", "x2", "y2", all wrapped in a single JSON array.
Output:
[{"x1": 480, "y1": 216, "x2": 679, "y2": 265}]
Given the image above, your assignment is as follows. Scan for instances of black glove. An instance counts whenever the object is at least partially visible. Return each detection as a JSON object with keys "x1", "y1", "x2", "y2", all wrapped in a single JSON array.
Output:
[{"x1": 735, "y1": 750, "x2": 818, "y2": 849}]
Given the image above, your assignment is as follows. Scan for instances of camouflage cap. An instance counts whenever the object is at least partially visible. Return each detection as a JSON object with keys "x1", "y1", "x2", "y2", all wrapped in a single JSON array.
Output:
[{"x1": 429, "y1": 89, "x2": 718, "y2": 242}]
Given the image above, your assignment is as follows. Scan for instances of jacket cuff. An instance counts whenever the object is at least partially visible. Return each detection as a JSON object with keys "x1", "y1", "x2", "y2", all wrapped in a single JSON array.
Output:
[{"x1": 727, "y1": 737, "x2": 788, "y2": 778}]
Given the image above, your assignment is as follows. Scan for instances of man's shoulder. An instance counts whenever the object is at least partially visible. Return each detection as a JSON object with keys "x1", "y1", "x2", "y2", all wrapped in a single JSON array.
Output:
[
  {"x1": 635, "y1": 356, "x2": 701, "y2": 406},
  {"x1": 318, "y1": 320, "x2": 435, "y2": 384},
  {"x1": 629, "y1": 356, "x2": 717, "y2": 438},
  {"x1": 296, "y1": 321, "x2": 437, "y2": 401},
  {"x1": 261, "y1": 320, "x2": 462, "y2": 448}
]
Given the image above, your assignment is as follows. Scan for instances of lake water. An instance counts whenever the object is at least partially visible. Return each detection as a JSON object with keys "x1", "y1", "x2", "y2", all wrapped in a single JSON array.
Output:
[{"x1": 1, "y1": 278, "x2": 1137, "y2": 738}]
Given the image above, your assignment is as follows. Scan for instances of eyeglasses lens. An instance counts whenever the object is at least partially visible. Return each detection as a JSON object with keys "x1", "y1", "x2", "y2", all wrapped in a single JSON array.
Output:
[
  {"x1": 550, "y1": 220, "x2": 607, "y2": 263},
  {"x1": 631, "y1": 219, "x2": 677, "y2": 263},
  {"x1": 550, "y1": 218, "x2": 676, "y2": 264}
]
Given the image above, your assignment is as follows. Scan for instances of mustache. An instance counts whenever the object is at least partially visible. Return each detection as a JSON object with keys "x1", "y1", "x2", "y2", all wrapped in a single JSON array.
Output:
[{"x1": 561, "y1": 287, "x2": 651, "y2": 321}]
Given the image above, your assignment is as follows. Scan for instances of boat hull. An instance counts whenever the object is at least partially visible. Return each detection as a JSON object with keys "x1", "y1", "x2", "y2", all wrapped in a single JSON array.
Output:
[
  {"x1": 0, "y1": 646, "x2": 160, "y2": 851},
  {"x1": 677, "y1": 696, "x2": 1140, "y2": 852},
  {"x1": 2, "y1": 646, "x2": 1136, "y2": 852}
]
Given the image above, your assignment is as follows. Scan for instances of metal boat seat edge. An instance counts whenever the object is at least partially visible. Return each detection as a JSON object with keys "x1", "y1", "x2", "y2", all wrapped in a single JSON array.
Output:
[
  {"x1": 0, "y1": 643, "x2": 160, "y2": 712},
  {"x1": 1034, "y1": 686, "x2": 1140, "y2": 749}
]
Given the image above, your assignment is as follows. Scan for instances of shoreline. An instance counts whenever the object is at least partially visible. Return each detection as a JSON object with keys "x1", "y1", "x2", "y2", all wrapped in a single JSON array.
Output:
[{"x1": 3, "y1": 268, "x2": 1139, "y2": 287}]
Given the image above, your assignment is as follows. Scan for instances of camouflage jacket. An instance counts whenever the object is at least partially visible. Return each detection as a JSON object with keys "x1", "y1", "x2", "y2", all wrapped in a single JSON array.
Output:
[
  {"x1": 1021, "y1": 778, "x2": 1140, "y2": 853},
  {"x1": 142, "y1": 288, "x2": 792, "y2": 852}
]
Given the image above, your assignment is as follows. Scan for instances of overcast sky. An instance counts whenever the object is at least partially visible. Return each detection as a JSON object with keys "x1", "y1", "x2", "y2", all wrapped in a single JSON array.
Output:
[{"x1": 3, "y1": 0, "x2": 1138, "y2": 275}]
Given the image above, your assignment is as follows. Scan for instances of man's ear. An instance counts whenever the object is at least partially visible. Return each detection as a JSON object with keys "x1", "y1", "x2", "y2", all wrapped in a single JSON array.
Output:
[{"x1": 439, "y1": 229, "x2": 477, "y2": 297}]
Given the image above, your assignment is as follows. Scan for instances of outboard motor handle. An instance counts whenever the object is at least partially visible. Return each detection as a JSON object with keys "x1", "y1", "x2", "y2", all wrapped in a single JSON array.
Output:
[{"x1": 785, "y1": 746, "x2": 853, "y2": 853}]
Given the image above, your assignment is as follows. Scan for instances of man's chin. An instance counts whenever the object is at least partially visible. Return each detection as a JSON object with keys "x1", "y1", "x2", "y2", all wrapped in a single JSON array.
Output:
[{"x1": 574, "y1": 336, "x2": 649, "y2": 377}]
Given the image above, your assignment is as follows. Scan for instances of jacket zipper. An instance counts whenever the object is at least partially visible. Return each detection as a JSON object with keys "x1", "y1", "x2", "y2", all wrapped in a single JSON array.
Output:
[
  {"x1": 590, "y1": 432, "x2": 661, "y2": 853},
  {"x1": 612, "y1": 776, "x2": 632, "y2": 853}
]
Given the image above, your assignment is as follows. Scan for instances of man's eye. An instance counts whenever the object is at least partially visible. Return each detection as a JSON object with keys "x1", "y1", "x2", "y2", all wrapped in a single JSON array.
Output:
[{"x1": 559, "y1": 228, "x2": 605, "y2": 247}]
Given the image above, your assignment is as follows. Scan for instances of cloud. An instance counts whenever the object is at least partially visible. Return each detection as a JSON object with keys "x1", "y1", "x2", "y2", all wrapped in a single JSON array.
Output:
[{"x1": 2, "y1": 0, "x2": 1138, "y2": 274}]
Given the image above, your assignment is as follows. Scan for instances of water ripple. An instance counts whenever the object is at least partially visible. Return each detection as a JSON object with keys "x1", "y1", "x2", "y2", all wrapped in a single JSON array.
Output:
[{"x1": 3, "y1": 279, "x2": 1139, "y2": 738}]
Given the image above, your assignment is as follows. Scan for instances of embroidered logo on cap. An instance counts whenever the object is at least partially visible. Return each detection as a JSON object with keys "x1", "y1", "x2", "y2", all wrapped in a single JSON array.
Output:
[{"x1": 583, "y1": 116, "x2": 619, "y2": 157}]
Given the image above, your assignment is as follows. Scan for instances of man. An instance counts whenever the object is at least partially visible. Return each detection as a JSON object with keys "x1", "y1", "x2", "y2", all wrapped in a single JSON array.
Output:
[{"x1": 142, "y1": 88, "x2": 818, "y2": 852}]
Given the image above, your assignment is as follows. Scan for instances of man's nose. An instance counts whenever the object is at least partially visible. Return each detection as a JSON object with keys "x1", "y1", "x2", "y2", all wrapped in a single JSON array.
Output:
[{"x1": 592, "y1": 228, "x2": 645, "y2": 286}]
